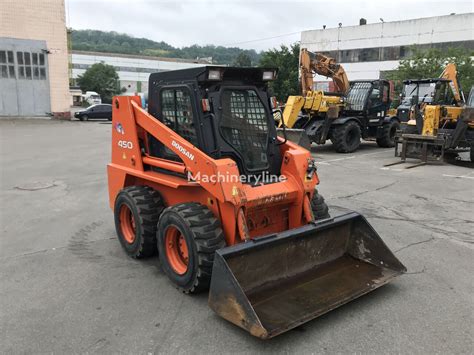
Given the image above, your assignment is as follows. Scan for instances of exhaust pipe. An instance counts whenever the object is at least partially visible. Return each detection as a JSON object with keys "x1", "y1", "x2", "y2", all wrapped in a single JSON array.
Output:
[{"x1": 208, "y1": 212, "x2": 406, "y2": 339}]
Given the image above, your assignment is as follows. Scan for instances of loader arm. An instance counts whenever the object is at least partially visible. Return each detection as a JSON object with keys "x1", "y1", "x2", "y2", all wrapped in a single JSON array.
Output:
[
  {"x1": 280, "y1": 96, "x2": 306, "y2": 128},
  {"x1": 440, "y1": 63, "x2": 464, "y2": 105},
  {"x1": 126, "y1": 97, "x2": 241, "y2": 204}
]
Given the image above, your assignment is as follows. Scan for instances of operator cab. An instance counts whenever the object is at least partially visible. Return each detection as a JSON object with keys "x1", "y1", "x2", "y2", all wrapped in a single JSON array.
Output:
[
  {"x1": 147, "y1": 66, "x2": 281, "y2": 183},
  {"x1": 397, "y1": 78, "x2": 454, "y2": 121},
  {"x1": 344, "y1": 80, "x2": 391, "y2": 120}
]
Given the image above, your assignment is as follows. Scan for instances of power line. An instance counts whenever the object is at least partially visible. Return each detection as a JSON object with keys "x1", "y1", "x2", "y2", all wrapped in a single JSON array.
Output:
[
  {"x1": 221, "y1": 31, "x2": 302, "y2": 46},
  {"x1": 222, "y1": 25, "x2": 471, "y2": 48}
]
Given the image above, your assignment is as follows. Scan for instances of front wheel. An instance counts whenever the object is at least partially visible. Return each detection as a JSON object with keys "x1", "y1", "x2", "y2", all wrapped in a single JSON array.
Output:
[
  {"x1": 80, "y1": 114, "x2": 89, "y2": 121},
  {"x1": 157, "y1": 203, "x2": 225, "y2": 294},
  {"x1": 331, "y1": 121, "x2": 361, "y2": 153},
  {"x1": 377, "y1": 120, "x2": 400, "y2": 148}
]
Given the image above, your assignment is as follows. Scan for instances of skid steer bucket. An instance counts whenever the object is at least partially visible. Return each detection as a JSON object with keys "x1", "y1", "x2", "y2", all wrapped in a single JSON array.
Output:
[
  {"x1": 277, "y1": 128, "x2": 311, "y2": 150},
  {"x1": 208, "y1": 212, "x2": 406, "y2": 339}
]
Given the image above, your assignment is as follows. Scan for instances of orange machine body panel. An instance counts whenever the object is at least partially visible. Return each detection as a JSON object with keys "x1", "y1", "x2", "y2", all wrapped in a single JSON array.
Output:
[{"x1": 107, "y1": 96, "x2": 319, "y2": 246}]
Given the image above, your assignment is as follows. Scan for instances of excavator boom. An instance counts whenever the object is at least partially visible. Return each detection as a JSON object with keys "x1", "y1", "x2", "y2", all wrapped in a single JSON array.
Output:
[{"x1": 300, "y1": 48, "x2": 350, "y2": 96}]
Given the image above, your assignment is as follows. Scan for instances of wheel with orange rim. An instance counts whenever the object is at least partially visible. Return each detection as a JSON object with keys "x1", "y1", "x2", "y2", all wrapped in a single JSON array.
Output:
[
  {"x1": 114, "y1": 186, "x2": 163, "y2": 258},
  {"x1": 157, "y1": 203, "x2": 225, "y2": 293},
  {"x1": 119, "y1": 204, "x2": 136, "y2": 244},
  {"x1": 164, "y1": 226, "x2": 189, "y2": 275}
]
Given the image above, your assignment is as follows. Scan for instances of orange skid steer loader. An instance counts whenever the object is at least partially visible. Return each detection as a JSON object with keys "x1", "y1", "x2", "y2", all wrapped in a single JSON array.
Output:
[{"x1": 107, "y1": 67, "x2": 406, "y2": 339}]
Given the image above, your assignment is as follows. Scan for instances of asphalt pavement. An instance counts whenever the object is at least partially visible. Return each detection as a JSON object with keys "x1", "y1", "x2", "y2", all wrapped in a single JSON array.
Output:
[{"x1": 1, "y1": 119, "x2": 473, "y2": 353}]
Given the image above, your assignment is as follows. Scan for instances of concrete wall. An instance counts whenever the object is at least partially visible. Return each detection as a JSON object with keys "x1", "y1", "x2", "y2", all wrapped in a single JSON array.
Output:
[
  {"x1": 0, "y1": 0, "x2": 70, "y2": 117},
  {"x1": 301, "y1": 13, "x2": 474, "y2": 81}
]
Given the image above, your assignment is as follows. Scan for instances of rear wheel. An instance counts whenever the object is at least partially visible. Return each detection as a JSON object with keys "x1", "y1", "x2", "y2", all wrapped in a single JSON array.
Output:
[
  {"x1": 157, "y1": 203, "x2": 225, "y2": 294},
  {"x1": 114, "y1": 186, "x2": 163, "y2": 258},
  {"x1": 311, "y1": 190, "x2": 330, "y2": 220},
  {"x1": 331, "y1": 121, "x2": 361, "y2": 153},
  {"x1": 377, "y1": 120, "x2": 400, "y2": 148}
]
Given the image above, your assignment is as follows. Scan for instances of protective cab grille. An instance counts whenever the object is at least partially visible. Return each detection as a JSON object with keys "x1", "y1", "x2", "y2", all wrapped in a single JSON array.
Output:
[
  {"x1": 346, "y1": 82, "x2": 372, "y2": 111},
  {"x1": 220, "y1": 89, "x2": 269, "y2": 172}
]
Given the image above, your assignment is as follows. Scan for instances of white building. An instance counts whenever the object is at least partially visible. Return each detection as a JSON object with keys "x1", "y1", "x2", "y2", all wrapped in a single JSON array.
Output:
[
  {"x1": 301, "y1": 13, "x2": 474, "y2": 87},
  {"x1": 71, "y1": 51, "x2": 209, "y2": 95}
]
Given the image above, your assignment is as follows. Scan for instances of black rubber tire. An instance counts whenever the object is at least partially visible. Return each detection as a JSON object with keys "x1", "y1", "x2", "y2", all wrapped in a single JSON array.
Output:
[
  {"x1": 376, "y1": 120, "x2": 400, "y2": 148},
  {"x1": 470, "y1": 144, "x2": 474, "y2": 162},
  {"x1": 311, "y1": 190, "x2": 330, "y2": 220},
  {"x1": 331, "y1": 121, "x2": 361, "y2": 153},
  {"x1": 157, "y1": 203, "x2": 225, "y2": 294},
  {"x1": 114, "y1": 186, "x2": 164, "y2": 258},
  {"x1": 400, "y1": 123, "x2": 418, "y2": 134},
  {"x1": 81, "y1": 114, "x2": 88, "y2": 121}
]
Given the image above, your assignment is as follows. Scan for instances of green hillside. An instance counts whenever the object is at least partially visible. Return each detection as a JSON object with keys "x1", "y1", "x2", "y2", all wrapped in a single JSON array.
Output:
[{"x1": 71, "y1": 29, "x2": 261, "y2": 65}]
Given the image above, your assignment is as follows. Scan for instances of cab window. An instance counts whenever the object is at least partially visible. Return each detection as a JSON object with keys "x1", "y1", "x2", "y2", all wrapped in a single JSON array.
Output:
[
  {"x1": 148, "y1": 87, "x2": 198, "y2": 162},
  {"x1": 161, "y1": 88, "x2": 198, "y2": 146}
]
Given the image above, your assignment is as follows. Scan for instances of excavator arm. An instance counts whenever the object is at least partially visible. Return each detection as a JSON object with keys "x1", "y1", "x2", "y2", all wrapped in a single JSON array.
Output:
[
  {"x1": 280, "y1": 49, "x2": 346, "y2": 129},
  {"x1": 300, "y1": 48, "x2": 350, "y2": 96}
]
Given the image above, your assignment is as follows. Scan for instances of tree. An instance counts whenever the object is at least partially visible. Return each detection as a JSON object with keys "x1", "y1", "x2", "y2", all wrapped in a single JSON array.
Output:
[
  {"x1": 259, "y1": 43, "x2": 300, "y2": 101},
  {"x1": 77, "y1": 63, "x2": 121, "y2": 103},
  {"x1": 386, "y1": 47, "x2": 474, "y2": 105},
  {"x1": 233, "y1": 52, "x2": 251, "y2": 67}
]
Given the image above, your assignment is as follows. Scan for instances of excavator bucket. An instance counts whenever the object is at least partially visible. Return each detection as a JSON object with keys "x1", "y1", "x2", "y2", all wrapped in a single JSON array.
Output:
[
  {"x1": 208, "y1": 212, "x2": 406, "y2": 339},
  {"x1": 277, "y1": 128, "x2": 312, "y2": 150}
]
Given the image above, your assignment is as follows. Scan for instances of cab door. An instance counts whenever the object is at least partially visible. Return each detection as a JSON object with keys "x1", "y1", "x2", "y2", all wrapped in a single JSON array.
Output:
[
  {"x1": 147, "y1": 86, "x2": 200, "y2": 162},
  {"x1": 367, "y1": 81, "x2": 390, "y2": 125}
]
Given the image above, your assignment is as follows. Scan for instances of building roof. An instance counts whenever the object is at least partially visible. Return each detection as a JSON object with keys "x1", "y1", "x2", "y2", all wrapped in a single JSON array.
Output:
[
  {"x1": 302, "y1": 12, "x2": 473, "y2": 33},
  {"x1": 71, "y1": 50, "x2": 210, "y2": 64}
]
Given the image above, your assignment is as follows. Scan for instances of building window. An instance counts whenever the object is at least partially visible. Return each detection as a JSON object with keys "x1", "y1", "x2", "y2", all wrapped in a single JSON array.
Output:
[
  {"x1": 307, "y1": 40, "x2": 474, "y2": 64},
  {"x1": 0, "y1": 50, "x2": 16, "y2": 79},
  {"x1": 16, "y1": 51, "x2": 47, "y2": 80}
]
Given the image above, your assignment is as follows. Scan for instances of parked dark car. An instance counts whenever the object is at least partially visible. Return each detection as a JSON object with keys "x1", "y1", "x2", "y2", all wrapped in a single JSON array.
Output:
[{"x1": 75, "y1": 104, "x2": 112, "y2": 121}]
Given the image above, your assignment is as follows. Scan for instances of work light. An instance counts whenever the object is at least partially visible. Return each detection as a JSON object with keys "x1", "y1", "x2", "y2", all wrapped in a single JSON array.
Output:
[
  {"x1": 208, "y1": 69, "x2": 223, "y2": 80},
  {"x1": 262, "y1": 70, "x2": 276, "y2": 81}
]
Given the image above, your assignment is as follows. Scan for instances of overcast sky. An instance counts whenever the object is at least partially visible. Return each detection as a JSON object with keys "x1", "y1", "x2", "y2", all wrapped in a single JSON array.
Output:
[{"x1": 66, "y1": 0, "x2": 473, "y2": 51}]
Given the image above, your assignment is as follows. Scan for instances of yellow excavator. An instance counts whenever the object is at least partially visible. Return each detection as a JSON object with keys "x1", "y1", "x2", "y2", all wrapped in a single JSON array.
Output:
[
  {"x1": 278, "y1": 49, "x2": 400, "y2": 153},
  {"x1": 276, "y1": 49, "x2": 346, "y2": 148},
  {"x1": 389, "y1": 63, "x2": 473, "y2": 166}
]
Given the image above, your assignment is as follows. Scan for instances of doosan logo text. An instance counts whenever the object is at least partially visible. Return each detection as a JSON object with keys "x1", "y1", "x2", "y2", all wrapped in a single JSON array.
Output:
[{"x1": 172, "y1": 140, "x2": 195, "y2": 161}]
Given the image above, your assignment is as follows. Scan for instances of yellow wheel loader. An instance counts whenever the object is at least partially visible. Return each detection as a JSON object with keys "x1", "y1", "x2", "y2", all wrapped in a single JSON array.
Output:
[{"x1": 390, "y1": 64, "x2": 474, "y2": 167}]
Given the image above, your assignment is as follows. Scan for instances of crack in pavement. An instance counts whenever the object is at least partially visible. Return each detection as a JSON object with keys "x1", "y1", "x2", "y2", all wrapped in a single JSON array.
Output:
[
  {"x1": 405, "y1": 266, "x2": 427, "y2": 275},
  {"x1": 328, "y1": 200, "x2": 473, "y2": 249},
  {"x1": 394, "y1": 237, "x2": 436, "y2": 253},
  {"x1": 334, "y1": 181, "x2": 397, "y2": 199},
  {"x1": 0, "y1": 236, "x2": 115, "y2": 260}
]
